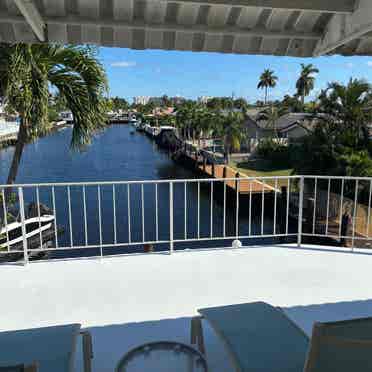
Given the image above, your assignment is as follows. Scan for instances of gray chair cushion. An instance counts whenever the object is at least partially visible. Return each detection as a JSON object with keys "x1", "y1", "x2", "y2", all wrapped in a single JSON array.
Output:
[{"x1": 199, "y1": 301, "x2": 309, "y2": 372}]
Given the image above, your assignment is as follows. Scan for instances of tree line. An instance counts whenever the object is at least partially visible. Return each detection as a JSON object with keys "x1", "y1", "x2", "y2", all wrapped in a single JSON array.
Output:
[{"x1": 1, "y1": 42, "x2": 372, "y2": 191}]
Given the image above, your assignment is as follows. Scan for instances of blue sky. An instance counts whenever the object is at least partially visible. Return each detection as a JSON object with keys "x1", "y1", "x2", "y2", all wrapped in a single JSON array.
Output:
[{"x1": 99, "y1": 47, "x2": 372, "y2": 104}]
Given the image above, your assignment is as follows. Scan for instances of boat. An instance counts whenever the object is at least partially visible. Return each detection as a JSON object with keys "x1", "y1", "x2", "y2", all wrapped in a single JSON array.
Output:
[
  {"x1": 58, "y1": 111, "x2": 74, "y2": 124},
  {"x1": 0, "y1": 215, "x2": 55, "y2": 250},
  {"x1": 136, "y1": 122, "x2": 146, "y2": 132},
  {"x1": 144, "y1": 124, "x2": 161, "y2": 137},
  {"x1": 158, "y1": 126, "x2": 176, "y2": 135},
  {"x1": 113, "y1": 113, "x2": 138, "y2": 124}
]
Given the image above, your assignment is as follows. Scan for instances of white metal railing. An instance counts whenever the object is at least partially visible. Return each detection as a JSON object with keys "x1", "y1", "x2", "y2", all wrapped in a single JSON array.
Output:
[{"x1": 1, "y1": 175, "x2": 372, "y2": 264}]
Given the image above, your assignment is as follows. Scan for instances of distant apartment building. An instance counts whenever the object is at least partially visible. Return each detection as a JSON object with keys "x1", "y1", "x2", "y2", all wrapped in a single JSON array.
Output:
[
  {"x1": 133, "y1": 96, "x2": 150, "y2": 105},
  {"x1": 198, "y1": 96, "x2": 212, "y2": 104}
]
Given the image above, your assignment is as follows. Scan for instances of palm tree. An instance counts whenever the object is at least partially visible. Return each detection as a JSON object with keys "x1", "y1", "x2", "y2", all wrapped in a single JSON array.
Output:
[
  {"x1": 257, "y1": 69, "x2": 278, "y2": 105},
  {"x1": 318, "y1": 78, "x2": 372, "y2": 146},
  {"x1": 296, "y1": 64, "x2": 319, "y2": 106},
  {"x1": 0, "y1": 43, "x2": 108, "y2": 194},
  {"x1": 218, "y1": 112, "x2": 245, "y2": 164},
  {"x1": 175, "y1": 101, "x2": 198, "y2": 140},
  {"x1": 233, "y1": 98, "x2": 248, "y2": 112},
  {"x1": 282, "y1": 94, "x2": 302, "y2": 113}
]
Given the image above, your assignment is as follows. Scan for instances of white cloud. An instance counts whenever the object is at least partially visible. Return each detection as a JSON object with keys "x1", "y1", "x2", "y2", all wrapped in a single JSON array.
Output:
[
  {"x1": 110, "y1": 61, "x2": 137, "y2": 68},
  {"x1": 367, "y1": 61, "x2": 372, "y2": 67}
]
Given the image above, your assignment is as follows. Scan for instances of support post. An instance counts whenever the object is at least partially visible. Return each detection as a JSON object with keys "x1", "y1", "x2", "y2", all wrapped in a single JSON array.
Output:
[
  {"x1": 223, "y1": 166, "x2": 227, "y2": 179},
  {"x1": 297, "y1": 176, "x2": 304, "y2": 248},
  {"x1": 169, "y1": 182, "x2": 174, "y2": 254},
  {"x1": 18, "y1": 187, "x2": 29, "y2": 264},
  {"x1": 14, "y1": 0, "x2": 46, "y2": 41}
]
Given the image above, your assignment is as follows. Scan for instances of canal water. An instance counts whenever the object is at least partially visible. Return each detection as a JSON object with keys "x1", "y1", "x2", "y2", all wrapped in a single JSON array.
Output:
[{"x1": 0, "y1": 125, "x2": 286, "y2": 259}]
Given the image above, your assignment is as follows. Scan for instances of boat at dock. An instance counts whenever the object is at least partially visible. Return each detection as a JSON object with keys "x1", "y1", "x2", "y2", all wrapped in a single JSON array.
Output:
[
  {"x1": 135, "y1": 122, "x2": 147, "y2": 132},
  {"x1": 108, "y1": 111, "x2": 138, "y2": 124},
  {"x1": 0, "y1": 215, "x2": 55, "y2": 251},
  {"x1": 144, "y1": 125, "x2": 160, "y2": 138}
]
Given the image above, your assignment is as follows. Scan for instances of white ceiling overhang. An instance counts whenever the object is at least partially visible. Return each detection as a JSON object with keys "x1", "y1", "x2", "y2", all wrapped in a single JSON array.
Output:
[{"x1": 1, "y1": 0, "x2": 371, "y2": 57}]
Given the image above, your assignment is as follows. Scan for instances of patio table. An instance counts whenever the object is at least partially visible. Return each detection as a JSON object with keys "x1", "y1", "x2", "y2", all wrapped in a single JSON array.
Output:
[{"x1": 116, "y1": 341, "x2": 208, "y2": 372}]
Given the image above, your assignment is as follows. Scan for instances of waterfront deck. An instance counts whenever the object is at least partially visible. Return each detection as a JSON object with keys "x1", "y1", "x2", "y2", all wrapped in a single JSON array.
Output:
[
  {"x1": 198, "y1": 163, "x2": 278, "y2": 194},
  {"x1": 182, "y1": 148, "x2": 278, "y2": 194},
  {"x1": 2, "y1": 244, "x2": 372, "y2": 371}
]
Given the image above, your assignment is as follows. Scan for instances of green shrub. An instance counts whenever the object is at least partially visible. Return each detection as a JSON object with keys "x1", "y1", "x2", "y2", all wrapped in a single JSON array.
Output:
[{"x1": 256, "y1": 139, "x2": 292, "y2": 167}]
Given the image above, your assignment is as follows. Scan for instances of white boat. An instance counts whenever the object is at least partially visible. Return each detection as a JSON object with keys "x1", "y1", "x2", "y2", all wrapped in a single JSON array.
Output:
[
  {"x1": 59, "y1": 111, "x2": 74, "y2": 123},
  {"x1": 0, "y1": 215, "x2": 55, "y2": 250},
  {"x1": 158, "y1": 126, "x2": 176, "y2": 134},
  {"x1": 144, "y1": 126, "x2": 160, "y2": 137},
  {"x1": 143, "y1": 124, "x2": 151, "y2": 134}
]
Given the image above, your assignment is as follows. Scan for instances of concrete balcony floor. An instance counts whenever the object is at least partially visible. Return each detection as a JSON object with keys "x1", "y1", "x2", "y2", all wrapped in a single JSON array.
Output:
[{"x1": 2, "y1": 244, "x2": 372, "y2": 371}]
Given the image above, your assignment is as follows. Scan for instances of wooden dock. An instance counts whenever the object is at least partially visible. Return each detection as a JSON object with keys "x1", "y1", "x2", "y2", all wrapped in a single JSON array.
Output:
[
  {"x1": 172, "y1": 139, "x2": 279, "y2": 195},
  {"x1": 198, "y1": 163, "x2": 278, "y2": 194},
  {"x1": 177, "y1": 148, "x2": 279, "y2": 195}
]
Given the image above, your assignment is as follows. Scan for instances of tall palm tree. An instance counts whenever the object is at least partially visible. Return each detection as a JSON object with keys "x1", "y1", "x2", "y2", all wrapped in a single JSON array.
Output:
[
  {"x1": 175, "y1": 101, "x2": 197, "y2": 140},
  {"x1": 0, "y1": 43, "x2": 108, "y2": 194},
  {"x1": 257, "y1": 69, "x2": 278, "y2": 105},
  {"x1": 296, "y1": 64, "x2": 319, "y2": 106}
]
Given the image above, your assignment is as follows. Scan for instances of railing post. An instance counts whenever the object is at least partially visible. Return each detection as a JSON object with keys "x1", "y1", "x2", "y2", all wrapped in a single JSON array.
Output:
[
  {"x1": 169, "y1": 182, "x2": 174, "y2": 254},
  {"x1": 297, "y1": 176, "x2": 304, "y2": 248},
  {"x1": 18, "y1": 187, "x2": 29, "y2": 265}
]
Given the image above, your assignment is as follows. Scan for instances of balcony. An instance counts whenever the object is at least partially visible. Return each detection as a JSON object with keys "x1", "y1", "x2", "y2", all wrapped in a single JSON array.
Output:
[
  {"x1": 2, "y1": 244, "x2": 372, "y2": 371},
  {"x1": 1, "y1": 176, "x2": 372, "y2": 370}
]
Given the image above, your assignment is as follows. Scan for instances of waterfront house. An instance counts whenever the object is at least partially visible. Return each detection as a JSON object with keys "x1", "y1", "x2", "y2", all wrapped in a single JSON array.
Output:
[
  {"x1": 244, "y1": 112, "x2": 321, "y2": 140},
  {"x1": 2, "y1": 0, "x2": 372, "y2": 371},
  {"x1": 241, "y1": 112, "x2": 326, "y2": 152}
]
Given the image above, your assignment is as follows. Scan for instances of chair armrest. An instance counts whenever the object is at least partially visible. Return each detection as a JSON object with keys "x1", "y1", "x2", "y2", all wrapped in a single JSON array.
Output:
[
  {"x1": 24, "y1": 363, "x2": 38, "y2": 372},
  {"x1": 190, "y1": 316, "x2": 206, "y2": 354},
  {"x1": 80, "y1": 331, "x2": 93, "y2": 372}
]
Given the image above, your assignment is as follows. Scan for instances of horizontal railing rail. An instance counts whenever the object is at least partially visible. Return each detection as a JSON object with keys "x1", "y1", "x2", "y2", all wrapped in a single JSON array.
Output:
[
  {"x1": 0, "y1": 175, "x2": 301, "y2": 188},
  {"x1": 1, "y1": 175, "x2": 372, "y2": 264}
]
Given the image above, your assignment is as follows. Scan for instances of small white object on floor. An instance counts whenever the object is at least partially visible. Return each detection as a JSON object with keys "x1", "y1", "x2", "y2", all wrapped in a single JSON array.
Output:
[{"x1": 232, "y1": 240, "x2": 242, "y2": 249}]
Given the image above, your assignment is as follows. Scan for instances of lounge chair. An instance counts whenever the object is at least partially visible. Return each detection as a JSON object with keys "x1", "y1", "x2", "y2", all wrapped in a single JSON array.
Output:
[
  {"x1": 191, "y1": 301, "x2": 372, "y2": 372},
  {"x1": 304, "y1": 317, "x2": 372, "y2": 371},
  {"x1": 0, "y1": 324, "x2": 93, "y2": 372}
]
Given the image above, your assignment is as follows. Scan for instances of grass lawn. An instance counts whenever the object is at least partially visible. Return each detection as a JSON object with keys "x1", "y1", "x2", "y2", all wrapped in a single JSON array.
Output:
[{"x1": 231, "y1": 159, "x2": 294, "y2": 187}]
